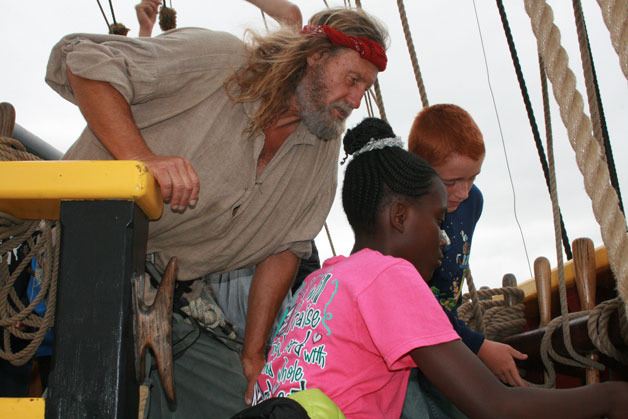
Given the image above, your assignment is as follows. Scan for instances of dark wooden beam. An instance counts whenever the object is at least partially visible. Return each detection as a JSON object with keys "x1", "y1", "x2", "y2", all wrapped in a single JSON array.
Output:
[{"x1": 46, "y1": 200, "x2": 148, "y2": 418}]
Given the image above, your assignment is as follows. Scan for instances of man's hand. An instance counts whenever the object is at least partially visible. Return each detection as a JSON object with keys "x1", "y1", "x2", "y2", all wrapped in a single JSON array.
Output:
[
  {"x1": 135, "y1": 0, "x2": 161, "y2": 37},
  {"x1": 477, "y1": 340, "x2": 528, "y2": 387},
  {"x1": 241, "y1": 350, "x2": 266, "y2": 405},
  {"x1": 241, "y1": 250, "x2": 299, "y2": 404},
  {"x1": 139, "y1": 153, "x2": 200, "y2": 212}
]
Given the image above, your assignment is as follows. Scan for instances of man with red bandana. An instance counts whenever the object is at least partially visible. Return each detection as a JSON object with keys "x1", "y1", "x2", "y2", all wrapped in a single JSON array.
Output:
[{"x1": 45, "y1": 7, "x2": 388, "y2": 418}]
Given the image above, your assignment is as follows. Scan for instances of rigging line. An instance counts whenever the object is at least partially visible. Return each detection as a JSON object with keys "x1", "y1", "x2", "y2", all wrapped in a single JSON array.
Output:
[
  {"x1": 95, "y1": 0, "x2": 111, "y2": 29},
  {"x1": 260, "y1": 10, "x2": 269, "y2": 32},
  {"x1": 108, "y1": 0, "x2": 117, "y2": 25},
  {"x1": 571, "y1": 0, "x2": 624, "y2": 215},
  {"x1": 471, "y1": 0, "x2": 534, "y2": 279},
  {"x1": 352, "y1": 0, "x2": 388, "y2": 121},
  {"x1": 495, "y1": 0, "x2": 573, "y2": 260},
  {"x1": 396, "y1": 0, "x2": 429, "y2": 108}
]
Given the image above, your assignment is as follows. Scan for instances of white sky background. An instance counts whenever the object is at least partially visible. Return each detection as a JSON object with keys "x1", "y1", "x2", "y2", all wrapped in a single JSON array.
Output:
[{"x1": 2, "y1": 1, "x2": 626, "y2": 291}]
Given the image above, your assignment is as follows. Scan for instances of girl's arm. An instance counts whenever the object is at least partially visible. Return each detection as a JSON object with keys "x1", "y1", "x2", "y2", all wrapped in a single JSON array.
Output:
[{"x1": 411, "y1": 340, "x2": 627, "y2": 419}]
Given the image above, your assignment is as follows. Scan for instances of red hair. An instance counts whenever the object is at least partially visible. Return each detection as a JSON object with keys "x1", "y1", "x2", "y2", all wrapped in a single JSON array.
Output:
[{"x1": 408, "y1": 104, "x2": 485, "y2": 166}]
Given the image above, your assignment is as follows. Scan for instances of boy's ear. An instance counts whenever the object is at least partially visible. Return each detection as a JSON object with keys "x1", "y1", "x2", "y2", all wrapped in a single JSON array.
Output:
[{"x1": 389, "y1": 199, "x2": 408, "y2": 233}]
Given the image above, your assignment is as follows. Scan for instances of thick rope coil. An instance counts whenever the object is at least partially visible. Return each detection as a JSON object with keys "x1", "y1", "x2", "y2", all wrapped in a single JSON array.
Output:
[
  {"x1": 0, "y1": 216, "x2": 59, "y2": 366},
  {"x1": 0, "y1": 131, "x2": 59, "y2": 366},
  {"x1": 524, "y1": 0, "x2": 628, "y2": 320},
  {"x1": 588, "y1": 297, "x2": 628, "y2": 364},
  {"x1": 595, "y1": 0, "x2": 628, "y2": 79},
  {"x1": 457, "y1": 278, "x2": 526, "y2": 341},
  {"x1": 396, "y1": 0, "x2": 429, "y2": 107}
]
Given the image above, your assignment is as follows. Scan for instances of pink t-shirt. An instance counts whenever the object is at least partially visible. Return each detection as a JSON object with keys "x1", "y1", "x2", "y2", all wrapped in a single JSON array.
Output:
[{"x1": 254, "y1": 249, "x2": 460, "y2": 418}]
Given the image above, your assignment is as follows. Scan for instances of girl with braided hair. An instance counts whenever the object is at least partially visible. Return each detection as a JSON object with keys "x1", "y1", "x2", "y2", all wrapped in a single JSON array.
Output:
[{"x1": 254, "y1": 117, "x2": 628, "y2": 418}]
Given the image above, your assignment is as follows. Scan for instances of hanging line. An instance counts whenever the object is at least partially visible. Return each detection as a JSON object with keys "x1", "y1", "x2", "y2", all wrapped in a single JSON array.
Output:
[
  {"x1": 495, "y1": 0, "x2": 572, "y2": 260},
  {"x1": 472, "y1": 0, "x2": 534, "y2": 279},
  {"x1": 96, "y1": 0, "x2": 111, "y2": 30},
  {"x1": 524, "y1": 0, "x2": 628, "y2": 319},
  {"x1": 396, "y1": 0, "x2": 429, "y2": 108},
  {"x1": 571, "y1": 0, "x2": 624, "y2": 215},
  {"x1": 352, "y1": 0, "x2": 388, "y2": 121},
  {"x1": 539, "y1": 55, "x2": 602, "y2": 374},
  {"x1": 595, "y1": 0, "x2": 628, "y2": 79}
]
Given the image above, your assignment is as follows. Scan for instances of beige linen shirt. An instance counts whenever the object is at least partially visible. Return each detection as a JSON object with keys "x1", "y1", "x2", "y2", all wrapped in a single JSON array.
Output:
[{"x1": 46, "y1": 28, "x2": 339, "y2": 280}]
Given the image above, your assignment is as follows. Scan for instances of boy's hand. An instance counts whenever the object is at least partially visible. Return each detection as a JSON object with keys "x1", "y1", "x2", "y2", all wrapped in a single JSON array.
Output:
[{"x1": 478, "y1": 340, "x2": 528, "y2": 387}]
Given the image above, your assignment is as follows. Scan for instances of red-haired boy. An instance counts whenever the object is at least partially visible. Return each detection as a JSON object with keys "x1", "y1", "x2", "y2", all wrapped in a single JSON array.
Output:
[{"x1": 408, "y1": 104, "x2": 527, "y2": 387}]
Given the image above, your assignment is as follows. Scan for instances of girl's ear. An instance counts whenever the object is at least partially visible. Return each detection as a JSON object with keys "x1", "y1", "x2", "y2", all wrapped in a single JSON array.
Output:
[{"x1": 389, "y1": 199, "x2": 408, "y2": 233}]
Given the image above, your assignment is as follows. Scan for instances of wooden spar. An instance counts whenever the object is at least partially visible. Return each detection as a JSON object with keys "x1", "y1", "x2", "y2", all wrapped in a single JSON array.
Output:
[
  {"x1": 534, "y1": 257, "x2": 552, "y2": 328},
  {"x1": 573, "y1": 238, "x2": 601, "y2": 384}
]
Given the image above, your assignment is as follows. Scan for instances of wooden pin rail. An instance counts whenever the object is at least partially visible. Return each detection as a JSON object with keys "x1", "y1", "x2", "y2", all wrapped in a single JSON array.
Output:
[
  {"x1": 505, "y1": 239, "x2": 627, "y2": 387},
  {"x1": 0, "y1": 160, "x2": 162, "y2": 419}
]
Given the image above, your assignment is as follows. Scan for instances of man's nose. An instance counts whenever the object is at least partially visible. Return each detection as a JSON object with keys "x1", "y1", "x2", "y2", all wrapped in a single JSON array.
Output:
[{"x1": 347, "y1": 88, "x2": 364, "y2": 109}]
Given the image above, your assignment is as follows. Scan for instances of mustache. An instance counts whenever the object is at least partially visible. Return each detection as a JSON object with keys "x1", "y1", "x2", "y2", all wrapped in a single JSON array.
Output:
[{"x1": 330, "y1": 102, "x2": 353, "y2": 120}]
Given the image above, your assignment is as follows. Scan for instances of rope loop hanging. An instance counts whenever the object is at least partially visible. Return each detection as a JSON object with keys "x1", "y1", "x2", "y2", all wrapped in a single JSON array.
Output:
[{"x1": 0, "y1": 130, "x2": 60, "y2": 366}]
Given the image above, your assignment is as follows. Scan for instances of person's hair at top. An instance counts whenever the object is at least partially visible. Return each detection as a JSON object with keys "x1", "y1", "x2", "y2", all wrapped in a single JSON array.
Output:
[
  {"x1": 225, "y1": 7, "x2": 389, "y2": 134},
  {"x1": 408, "y1": 104, "x2": 485, "y2": 166},
  {"x1": 342, "y1": 117, "x2": 439, "y2": 235}
]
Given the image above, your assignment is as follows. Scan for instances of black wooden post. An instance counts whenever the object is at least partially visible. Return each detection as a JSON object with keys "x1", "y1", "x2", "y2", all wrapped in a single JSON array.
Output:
[{"x1": 46, "y1": 200, "x2": 148, "y2": 419}]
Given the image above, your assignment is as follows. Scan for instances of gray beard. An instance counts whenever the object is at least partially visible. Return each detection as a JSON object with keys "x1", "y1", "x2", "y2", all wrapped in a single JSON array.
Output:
[{"x1": 296, "y1": 65, "x2": 348, "y2": 141}]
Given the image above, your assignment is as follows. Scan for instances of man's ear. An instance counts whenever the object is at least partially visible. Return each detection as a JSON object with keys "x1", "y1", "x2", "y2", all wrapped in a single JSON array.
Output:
[
  {"x1": 389, "y1": 199, "x2": 408, "y2": 234},
  {"x1": 306, "y1": 50, "x2": 327, "y2": 66}
]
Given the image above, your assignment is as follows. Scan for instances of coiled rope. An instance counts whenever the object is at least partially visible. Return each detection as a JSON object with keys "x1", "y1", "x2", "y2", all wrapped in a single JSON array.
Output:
[
  {"x1": 0, "y1": 130, "x2": 59, "y2": 366},
  {"x1": 457, "y1": 273, "x2": 527, "y2": 342}
]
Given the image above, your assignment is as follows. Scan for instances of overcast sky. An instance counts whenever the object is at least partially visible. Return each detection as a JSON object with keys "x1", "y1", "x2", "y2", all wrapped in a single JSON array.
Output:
[{"x1": 2, "y1": 1, "x2": 626, "y2": 291}]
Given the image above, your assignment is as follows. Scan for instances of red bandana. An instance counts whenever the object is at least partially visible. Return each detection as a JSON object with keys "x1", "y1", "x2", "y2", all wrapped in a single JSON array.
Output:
[{"x1": 301, "y1": 24, "x2": 387, "y2": 71}]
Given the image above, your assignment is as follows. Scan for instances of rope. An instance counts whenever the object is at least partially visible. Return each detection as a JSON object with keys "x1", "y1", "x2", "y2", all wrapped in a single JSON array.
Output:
[
  {"x1": 524, "y1": 0, "x2": 628, "y2": 320},
  {"x1": 588, "y1": 297, "x2": 628, "y2": 364},
  {"x1": 572, "y1": 0, "x2": 624, "y2": 214},
  {"x1": 396, "y1": 0, "x2": 429, "y2": 107},
  {"x1": 542, "y1": 66, "x2": 601, "y2": 372},
  {"x1": 595, "y1": 0, "x2": 628, "y2": 79},
  {"x1": 457, "y1": 274, "x2": 527, "y2": 341},
  {"x1": 495, "y1": 0, "x2": 573, "y2": 260},
  {"x1": 0, "y1": 135, "x2": 60, "y2": 366},
  {"x1": 371, "y1": 80, "x2": 387, "y2": 122}
]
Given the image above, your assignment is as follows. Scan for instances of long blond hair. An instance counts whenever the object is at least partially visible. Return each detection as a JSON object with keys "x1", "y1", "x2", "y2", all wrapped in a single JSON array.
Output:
[{"x1": 225, "y1": 8, "x2": 389, "y2": 134}]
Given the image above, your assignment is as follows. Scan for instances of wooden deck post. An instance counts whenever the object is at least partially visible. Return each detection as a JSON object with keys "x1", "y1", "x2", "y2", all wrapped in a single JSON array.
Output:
[{"x1": 45, "y1": 201, "x2": 148, "y2": 418}]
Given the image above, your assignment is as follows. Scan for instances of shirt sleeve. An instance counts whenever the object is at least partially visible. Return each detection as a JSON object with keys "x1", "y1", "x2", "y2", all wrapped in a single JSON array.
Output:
[
  {"x1": 45, "y1": 28, "x2": 246, "y2": 116},
  {"x1": 357, "y1": 261, "x2": 460, "y2": 371}
]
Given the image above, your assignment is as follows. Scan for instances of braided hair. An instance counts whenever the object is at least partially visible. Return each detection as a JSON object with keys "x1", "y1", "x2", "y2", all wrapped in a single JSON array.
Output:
[{"x1": 342, "y1": 118, "x2": 439, "y2": 235}]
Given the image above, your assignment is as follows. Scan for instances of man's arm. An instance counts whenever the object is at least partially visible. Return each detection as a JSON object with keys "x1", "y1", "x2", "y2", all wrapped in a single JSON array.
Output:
[
  {"x1": 412, "y1": 340, "x2": 628, "y2": 419},
  {"x1": 242, "y1": 249, "x2": 299, "y2": 404},
  {"x1": 66, "y1": 69, "x2": 199, "y2": 211}
]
